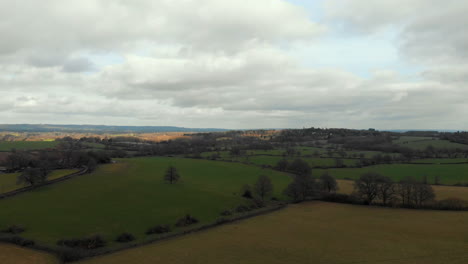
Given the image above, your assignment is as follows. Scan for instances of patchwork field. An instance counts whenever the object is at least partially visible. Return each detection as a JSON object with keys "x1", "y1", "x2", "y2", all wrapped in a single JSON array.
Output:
[
  {"x1": 0, "y1": 243, "x2": 59, "y2": 264},
  {"x1": 317, "y1": 163, "x2": 468, "y2": 185},
  {"x1": 0, "y1": 157, "x2": 291, "y2": 247},
  {"x1": 393, "y1": 137, "x2": 468, "y2": 150},
  {"x1": 336, "y1": 180, "x2": 468, "y2": 201},
  {"x1": 0, "y1": 169, "x2": 80, "y2": 194},
  {"x1": 80, "y1": 202, "x2": 468, "y2": 264},
  {"x1": 0, "y1": 141, "x2": 60, "y2": 152}
]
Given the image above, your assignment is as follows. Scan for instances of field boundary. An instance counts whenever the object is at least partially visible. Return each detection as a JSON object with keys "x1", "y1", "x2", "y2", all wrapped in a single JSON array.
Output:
[
  {"x1": 0, "y1": 203, "x2": 287, "y2": 263},
  {"x1": 0, "y1": 166, "x2": 88, "y2": 200},
  {"x1": 70, "y1": 203, "x2": 287, "y2": 262}
]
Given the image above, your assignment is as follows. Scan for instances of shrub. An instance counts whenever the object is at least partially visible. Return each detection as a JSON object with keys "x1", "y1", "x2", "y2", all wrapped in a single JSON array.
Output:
[
  {"x1": 1, "y1": 236, "x2": 35, "y2": 247},
  {"x1": 2, "y1": 225, "x2": 25, "y2": 234},
  {"x1": 57, "y1": 248, "x2": 88, "y2": 262},
  {"x1": 57, "y1": 235, "x2": 106, "y2": 249},
  {"x1": 175, "y1": 214, "x2": 199, "y2": 227},
  {"x1": 115, "y1": 232, "x2": 135, "y2": 243},
  {"x1": 220, "y1": 210, "x2": 232, "y2": 216},
  {"x1": 437, "y1": 198, "x2": 468, "y2": 210},
  {"x1": 235, "y1": 205, "x2": 250, "y2": 213},
  {"x1": 146, "y1": 225, "x2": 171, "y2": 235}
]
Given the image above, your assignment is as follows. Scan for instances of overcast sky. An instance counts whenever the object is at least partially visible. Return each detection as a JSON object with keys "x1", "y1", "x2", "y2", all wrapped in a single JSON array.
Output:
[{"x1": 1, "y1": 0, "x2": 467, "y2": 130}]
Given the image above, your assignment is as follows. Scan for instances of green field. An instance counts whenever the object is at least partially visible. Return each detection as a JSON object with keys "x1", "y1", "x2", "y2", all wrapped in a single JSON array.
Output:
[
  {"x1": 337, "y1": 180, "x2": 468, "y2": 201},
  {"x1": 0, "y1": 141, "x2": 60, "y2": 152},
  {"x1": 0, "y1": 243, "x2": 59, "y2": 264},
  {"x1": 412, "y1": 158, "x2": 468, "y2": 164},
  {"x1": 0, "y1": 157, "x2": 291, "y2": 247},
  {"x1": 393, "y1": 137, "x2": 468, "y2": 150},
  {"x1": 0, "y1": 169, "x2": 79, "y2": 194},
  {"x1": 80, "y1": 202, "x2": 468, "y2": 264},
  {"x1": 318, "y1": 164, "x2": 468, "y2": 185}
]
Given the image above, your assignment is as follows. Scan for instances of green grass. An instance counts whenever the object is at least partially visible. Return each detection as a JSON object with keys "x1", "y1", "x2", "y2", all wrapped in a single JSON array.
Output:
[
  {"x1": 0, "y1": 157, "x2": 291, "y2": 247},
  {"x1": 393, "y1": 136, "x2": 434, "y2": 144},
  {"x1": 393, "y1": 137, "x2": 468, "y2": 150},
  {"x1": 317, "y1": 164, "x2": 468, "y2": 185},
  {"x1": 0, "y1": 141, "x2": 60, "y2": 152},
  {"x1": 411, "y1": 158, "x2": 468, "y2": 164},
  {"x1": 80, "y1": 202, "x2": 468, "y2": 264},
  {"x1": 0, "y1": 169, "x2": 79, "y2": 194}
]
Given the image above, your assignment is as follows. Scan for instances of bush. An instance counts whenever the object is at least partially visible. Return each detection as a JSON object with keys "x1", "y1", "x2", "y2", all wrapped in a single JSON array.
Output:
[
  {"x1": 146, "y1": 225, "x2": 171, "y2": 235},
  {"x1": 175, "y1": 214, "x2": 199, "y2": 227},
  {"x1": 220, "y1": 210, "x2": 232, "y2": 216},
  {"x1": 1, "y1": 236, "x2": 35, "y2": 247},
  {"x1": 2, "y1": 225, "x2": 25, "y2": 234},
  {"x1": 321, "y1": 193, "x2": 359, "y2": 204},
  {"x1": 115, "y1": 232, "x2": 135, "y2": 243},
  {"x1": 57, "y1": 235, "x2": 106, "y2": 249},
  {"x1": 235, "y1": 205, "x2": 250, "y2": 213},
  {"x1": 437, "y1": 198, "x2": 468, "y2": 210}
]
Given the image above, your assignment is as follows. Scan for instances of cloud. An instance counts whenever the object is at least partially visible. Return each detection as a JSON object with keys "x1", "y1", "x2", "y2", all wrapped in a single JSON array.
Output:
[{"x1": 0, "y1": 0, "x2": 467, "y2": 130}]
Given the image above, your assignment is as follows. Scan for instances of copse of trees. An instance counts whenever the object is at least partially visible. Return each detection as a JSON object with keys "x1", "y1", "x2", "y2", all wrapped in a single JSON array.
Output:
[
  {"x1": 353, "y1": 173, "x2": 435, "y2": 207},
  {"x1": 17, "y1": 167, "x2": 49, "y2": 187}
]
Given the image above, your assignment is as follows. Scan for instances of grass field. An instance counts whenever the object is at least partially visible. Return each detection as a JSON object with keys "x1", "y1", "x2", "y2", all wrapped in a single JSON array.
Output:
[
  {"x1": 0, "y1": 243, "x2": 59, "y2": 264},
  {"x1": 393, "y1": 137, "x2": 468, "y2": 150},
  {"x1": 80, "y1": 202, "x2": 468, "y2": 264},
  {"x1": 337, "y1": 180, "x2": 468, "y2": 201},
  {"x1": 317, "y1": 163, "x2": 468, "y2": 185},
  {"x1": 0, "y1": 169, "x2": 79, "y2": 194},
  {"x1": 411, "y1": 158, "x2": 468, "y2": 164},
  {"x1": 0, "y1": 157, "x2": 291, "y2": 247},
  {"x1": 0, "y1": 141, "x2": 60, "y2": 152}
]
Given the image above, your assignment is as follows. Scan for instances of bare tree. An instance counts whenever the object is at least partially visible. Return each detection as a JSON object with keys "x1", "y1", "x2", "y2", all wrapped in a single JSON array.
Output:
[
  {"x1": 354, "y1": 172, "x2": 380, "y2": 204},
  {"x1": 164, "y1": 166, "x2": 180, "y2": 184},
  {"x1": 377, "y1": 176, "x2": 396, "y2": 205},
  {"x1": 254, "y1": 175, "x2": 273, "y2": 200},
  {"x1": 318, "y1": 172, "x2": 338, "y2": 193}
]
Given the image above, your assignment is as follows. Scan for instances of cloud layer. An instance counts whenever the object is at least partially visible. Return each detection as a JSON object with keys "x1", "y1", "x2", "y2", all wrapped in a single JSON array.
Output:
[{"x1": 0, "y1": 0, "x2": 467, "y2": 129}]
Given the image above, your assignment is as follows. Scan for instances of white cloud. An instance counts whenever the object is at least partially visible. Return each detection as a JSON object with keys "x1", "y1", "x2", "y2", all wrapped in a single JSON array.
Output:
[{"x1": 0, "y1": 0, "x2": 467, "y2": 130}]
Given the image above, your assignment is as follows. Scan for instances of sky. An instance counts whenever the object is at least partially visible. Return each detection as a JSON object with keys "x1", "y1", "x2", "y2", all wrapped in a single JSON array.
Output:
[{"x1": 1, "y1": 0, "x2": 467, "y2": 130}]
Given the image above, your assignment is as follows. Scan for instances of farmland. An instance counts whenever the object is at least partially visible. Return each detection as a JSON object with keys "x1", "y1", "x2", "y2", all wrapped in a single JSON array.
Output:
[
  {"x1": 0, "y1": 141, "x2": 60, "y2": 152},
  {"x1": 0, "y1": 157, "x2": 290, "y2": 247},
  {"x1": 0, "y1": 243, "x2": 59, "y2": 264},
  {"x1": 80, "y1": 202, "x2": 468, "y2": 264},
  {"x1": 0, "y1": 169, "x2": 80, "y2": 194},
  {"x1": 393, "y1": 136, "x2": 468, "y2": 150}
]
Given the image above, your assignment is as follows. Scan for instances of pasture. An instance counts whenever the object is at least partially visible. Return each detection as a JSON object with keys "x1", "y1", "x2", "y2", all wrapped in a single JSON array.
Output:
[
  {"x1": 0, "y1": 141, "x2": 60, "y2": 152},
  {"x1": 318, "y1": 163, "x2": 468, "y2": 185},
  {"x1": 79, "y1": 202, "x2": 468, "y2": 264},
  {"x1": 0, "y1": 169, "x2": 79, "y2": 194},
  {"x1": 393, "y1": 137, "x2": 468, "y2": 150},
  {"x1": 0, "y1": 243, "x2": 59, "y2": 264},
  {"x1": 0, "y1": 157, "x2": 291, "y2": 247}
]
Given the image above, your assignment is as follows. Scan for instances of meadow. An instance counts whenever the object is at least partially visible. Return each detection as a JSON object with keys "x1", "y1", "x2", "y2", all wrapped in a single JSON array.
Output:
[
  {"x1": 317, "y1": 163, "x2": 468, "y2": 185},
  {"x1": 79, "y1": 201, "x2": 468, "y2": 264},
  {"x1": 0, "y1": 141, "x2": 60, "y2": 152},
  {"x1": 393, "y1": 136, "x2": 468, "y2": 150},
  {"x1": 0, "y1": 243, "x2": 59, "y2": 264},
  {"x1": 0, "y1": 157, "x2": 291, "y2": 247},
  {"x1": 0, "y1": 169, "x2": 79, "y2": 194}
]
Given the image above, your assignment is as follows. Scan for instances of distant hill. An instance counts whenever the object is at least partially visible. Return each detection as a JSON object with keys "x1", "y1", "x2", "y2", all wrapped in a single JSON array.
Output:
[{"x1": 0, "y1": 124, "x2": 229, "y2": 133}]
